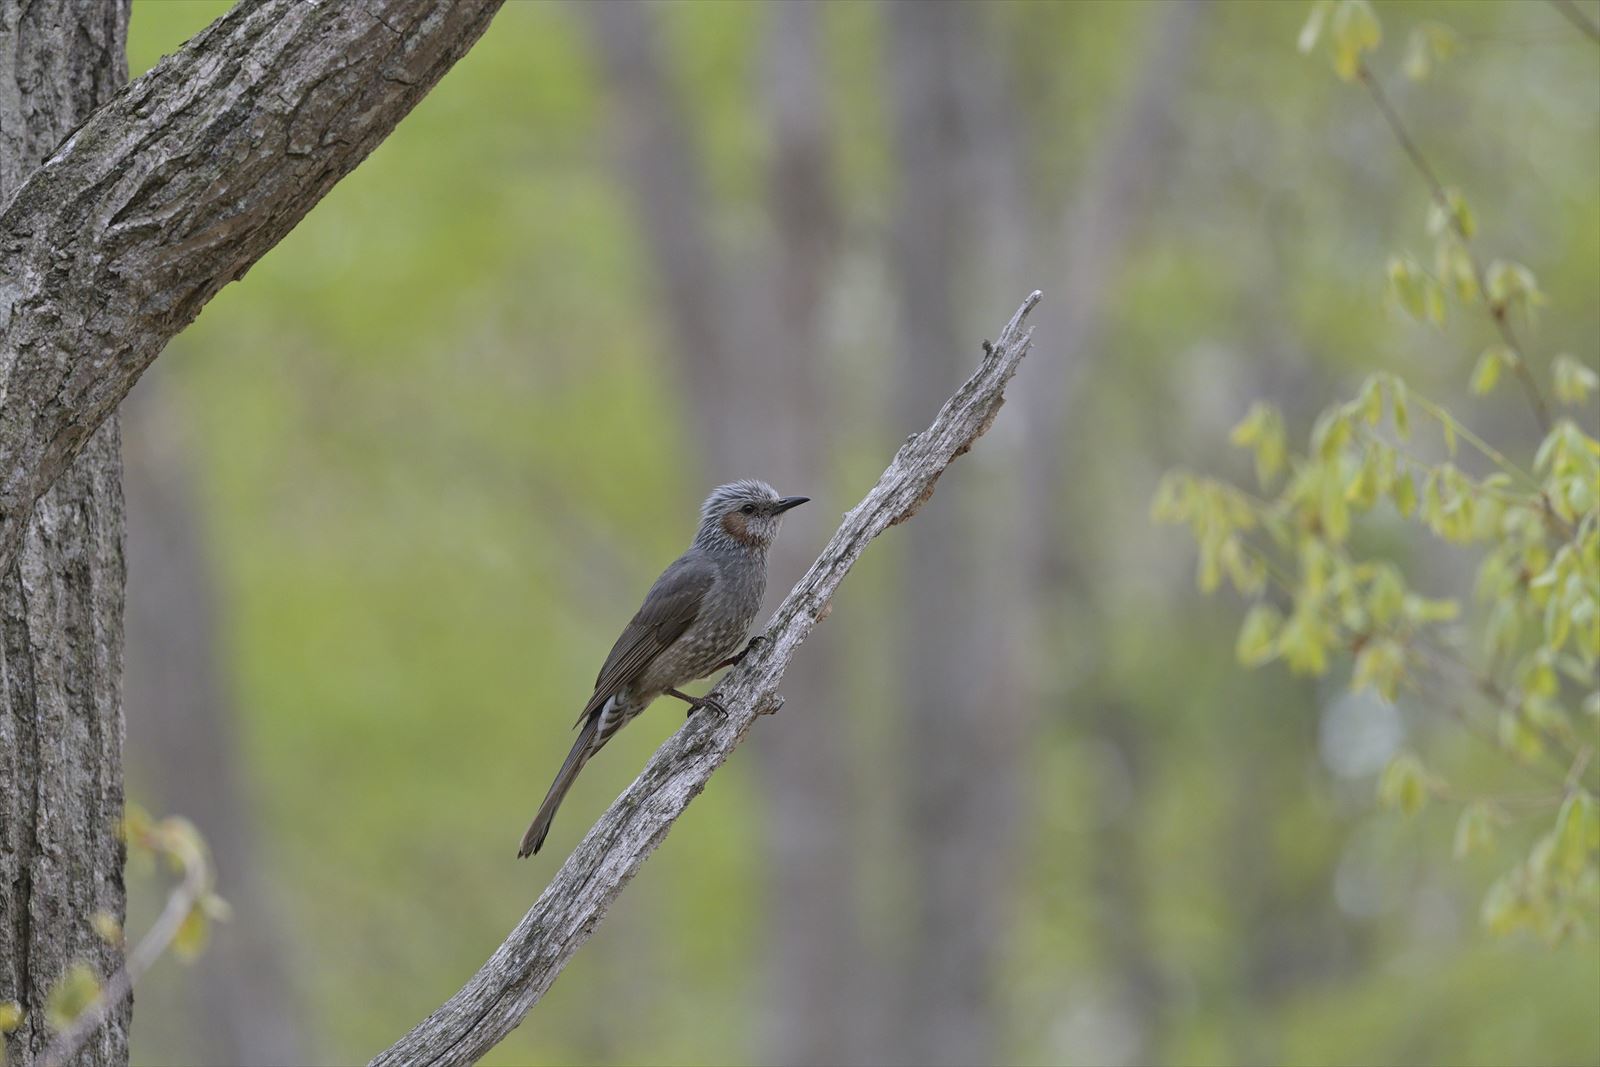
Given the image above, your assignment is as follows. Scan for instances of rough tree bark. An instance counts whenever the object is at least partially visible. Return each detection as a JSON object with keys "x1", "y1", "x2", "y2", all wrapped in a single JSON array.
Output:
[
  {"x1": 0, "y1": 5, "x2": 132, "y2": 1066},
  {"x1": 370, "y1": 291, "x2": 1042, "y2": 1067},
  {"x1": 0, "y1": 0, "x2": 504, "y2": 577},
  {"x1": 1, "y1": 1, "x2": 502, "y2": 1062}
]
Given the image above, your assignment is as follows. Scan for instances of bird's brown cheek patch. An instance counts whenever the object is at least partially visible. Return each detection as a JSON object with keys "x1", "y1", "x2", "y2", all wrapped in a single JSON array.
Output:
[{"x1": 721, "y1": 511, "x2": 759, "y2": 544}]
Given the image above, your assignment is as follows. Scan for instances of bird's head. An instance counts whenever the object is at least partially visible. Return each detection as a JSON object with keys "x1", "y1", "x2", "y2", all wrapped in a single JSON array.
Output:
[{"x1": 697, "y1": 479, "x2": 808, "y2": 552}]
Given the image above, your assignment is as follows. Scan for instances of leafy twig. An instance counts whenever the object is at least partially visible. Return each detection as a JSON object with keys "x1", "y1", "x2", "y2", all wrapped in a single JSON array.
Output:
[
  {"x1": 1357, "y1": 62, "x2": 1554, "y2": 434},
  {"x1": 42, "y1": 819, "x2": 217, "y2": 1067}
]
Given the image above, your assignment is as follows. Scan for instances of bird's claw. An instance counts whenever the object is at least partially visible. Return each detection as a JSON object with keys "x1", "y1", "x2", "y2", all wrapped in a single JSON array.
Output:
[
  {"x1": 687, "y1": 692, "x2": 727, "y2": 720},
  {"x1": 714, "y1": 634, "x2": 767, "y2": 672}
]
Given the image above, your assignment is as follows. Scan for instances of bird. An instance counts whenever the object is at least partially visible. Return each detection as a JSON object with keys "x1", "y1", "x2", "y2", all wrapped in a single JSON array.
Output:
[{"x1": 519, "y1": 479, "x2": 808, "y2": 858}]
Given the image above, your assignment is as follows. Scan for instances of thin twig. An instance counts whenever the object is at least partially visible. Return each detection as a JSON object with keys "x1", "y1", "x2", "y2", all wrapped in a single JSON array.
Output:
[
  {"x1": 1412, "y1": 635, "x2": 1593, "y2": 790},
  {"x1": 1550, "y1": 0, "x2": 1600, "y2": 43},
  {"x1": 1357, "y1": 63, "x2": 1554, "y2": 435},
  {"x1": 42, "y1": 834, "x2": 210, "y2": 1066}
]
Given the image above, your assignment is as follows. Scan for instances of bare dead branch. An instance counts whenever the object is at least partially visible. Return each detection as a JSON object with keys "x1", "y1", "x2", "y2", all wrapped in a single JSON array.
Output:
[
  {"x1": 369, "y1": 290, "x2": 1043, "y2": 1067},
  {"x1": 0, "y1": 0, "x2": 503, "y2": 572}
]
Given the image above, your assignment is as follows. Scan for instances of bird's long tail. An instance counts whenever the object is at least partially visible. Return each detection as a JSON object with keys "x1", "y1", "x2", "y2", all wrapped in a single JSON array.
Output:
[{"x1": 519, "y1": 717, "x2": 600, "y2": 858}]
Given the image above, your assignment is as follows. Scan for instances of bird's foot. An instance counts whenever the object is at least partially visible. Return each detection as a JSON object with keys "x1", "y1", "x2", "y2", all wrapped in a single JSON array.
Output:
[{"x1": 667, "y1": 687, "x2": 727, "y2": 720}]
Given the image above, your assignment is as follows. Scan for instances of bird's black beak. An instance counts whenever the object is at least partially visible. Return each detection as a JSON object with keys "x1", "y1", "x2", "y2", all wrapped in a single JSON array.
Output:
[{"x1": 774, "y1": 496, "x2": 809, "y2": 514}]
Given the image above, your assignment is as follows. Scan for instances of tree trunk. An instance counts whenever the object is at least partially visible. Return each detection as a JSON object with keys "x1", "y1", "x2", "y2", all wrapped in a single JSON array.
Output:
[
  {"x1": 750, "y1": 7, "x2": 862, "y2": 1064},
  {"x1": 886, "y1": 6, "x2": 1011, "y2": 1064},
  {"x1": 0, "y1": 7, "x2": 132, "y2": 1066}
]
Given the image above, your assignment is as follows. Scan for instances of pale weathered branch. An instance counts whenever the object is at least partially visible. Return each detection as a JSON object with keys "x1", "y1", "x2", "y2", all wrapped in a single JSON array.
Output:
[
  {"x1": 0, "y1": 0, "x2": 503, "y2": 572},
  {"x1": 370, "y1": 290, "x2": 1043, "y2": 1067}
]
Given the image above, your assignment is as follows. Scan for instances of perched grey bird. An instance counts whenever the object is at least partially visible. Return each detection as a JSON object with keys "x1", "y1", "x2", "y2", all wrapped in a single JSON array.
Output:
[{"x1": 519, "y1": 480, "x2": 808, "y2": 857}]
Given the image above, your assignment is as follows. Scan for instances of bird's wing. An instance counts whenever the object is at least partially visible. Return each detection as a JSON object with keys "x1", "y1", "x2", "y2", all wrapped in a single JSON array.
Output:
[{"x1": 573, "y1": 555, "x2": 716, "y2": 727}]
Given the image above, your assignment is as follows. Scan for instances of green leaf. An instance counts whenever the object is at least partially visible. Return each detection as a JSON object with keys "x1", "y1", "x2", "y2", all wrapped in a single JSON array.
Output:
[
  {"x1": 1378, "y1": 752, "x2": 1430, "y2": 815},
  {"x1": 1150, "y1": 472, "x2": 1191, "y2": 523},
  {"x1": 1553, "y1": 792, "x2": 1599, "y2": 875},
  {"x1": 1499, "y1": 710, "x2": 1544, "y2": 762},
  {"x1": 1220, "y1": 537, "x2": 1266, "y2": 595},
  {"x1": 1236, "y1": 604, "x2": 1283, "y2": 667},
  {"x1": 1427, "y1": 187, "x2": 1476, "y2": 239},
  {"x1": 1311, "y1": 408, "x2": 1352, "y2": 461},
  {"x1": 1545, "y1": 593, "x2": 1572, "y2": 653},
  {"x1": 1321, "y1": 464, "x2": 1350, "y2": 542},
  {"x1": 1404, "y1": 593, "x2": 1459, "y2": 623},
  {"x1": 122, "y1": 802, "x2": 153, "y2": 849},
  {"x1": 1434, "y1": 236, "x2": 1478, "y2": 303},
  {"x1": 1391, "y1": 469, "x2": 1417, "y2": 517},
  {"x1": 1471, "y1": 346, "x2": 1508, "y2": 395},
  {"x1": 1278, "y1": 606, "x2": 1332, "y2": 676},
  {"x1": 1367, "y1": 565, "x2": 1405, "y2": 625},
  {"x1": 1481, "y1": 872, "x2": 1532, "y2": 935},
  {"x1": 1330, "y1": 0, "x2": 1382, "y2": 81},
  {"x1": 1357, "y1": 375, "x2": 1384, "y2": 425},
  {"x1": 1454, "y1": 801, "x2": 1497, "y2": 859},
  {"x1": 1230, "y1": 402, "x2": 1287, "y2": 487},
  {"x1": 1346, "y1": 447, "x2": 1382, "y2": 510},
  {"x1": 1486, "y1": 259, "x2": 1546, "y2": 324},
  {"x1": 45, "y1": 962, "x2": 102, "y2": 1031},
  {"x1": 90, "y1": 911, "x2": 122, "y2": 946},
  {"x1": 0, "y1": 1001, "x2": 21, "y2": 1034},
  {"x1": 173, "y1": 905, "x2": 210, "y2": 963},
  {"x1": 1390, "y1": 376, "x2": 1410, "y2": 440},
  {"x1": 1425, "y1": 280, "x2": 1446, "y2": 326},
  {"x1": 1387, "y1": 256, "x2": 1426, "y2": 319},
  {"x1": 200, "y1": 891, "x2": 234, "y2": 922},
  {"x1": 1352, "y1": 639, "x2": 1404, "y2": 701},
  {"x1": 1551, "y1": 353, "x2": 1599, "y2": 407}
]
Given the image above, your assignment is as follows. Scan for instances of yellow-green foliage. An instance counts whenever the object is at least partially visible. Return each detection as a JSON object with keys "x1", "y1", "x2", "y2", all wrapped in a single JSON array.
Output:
[{"x1": 1158, "y1": 1, "x2": 1600, "y2": 946}]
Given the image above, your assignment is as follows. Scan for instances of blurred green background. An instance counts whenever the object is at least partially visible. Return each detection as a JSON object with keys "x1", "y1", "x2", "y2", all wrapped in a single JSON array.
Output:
[{"x1": 116, "y1": 2, "x2": 1598, "y2": 1065}]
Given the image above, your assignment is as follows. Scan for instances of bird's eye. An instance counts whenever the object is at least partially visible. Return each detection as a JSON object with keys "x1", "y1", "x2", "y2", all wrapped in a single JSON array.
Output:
[{"x1": 740, "y1": 503, "x2": 756, "y2": 515}]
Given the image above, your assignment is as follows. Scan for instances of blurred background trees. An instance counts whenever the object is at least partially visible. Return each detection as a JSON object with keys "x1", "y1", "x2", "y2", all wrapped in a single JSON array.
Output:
[{"x1": 116, "y1": 2, "x2": 1597, "y2": 1065}]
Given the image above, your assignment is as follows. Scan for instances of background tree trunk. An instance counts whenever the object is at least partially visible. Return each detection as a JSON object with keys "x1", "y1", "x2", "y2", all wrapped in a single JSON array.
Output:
[
  {"x1": 750, "y1": 8, "x2": 863, "y2": 1064},
  {"x1": 0, "y1": 5, "x2": 132, "y2": 1066},
  {"x1": 886, "y1": 6, "x2": 1013, "y2": 1064},
  {"x1": 120, "y1": 373, "x2": 310, "y2": 1066},
  {"x1": 581, "y1": 6, "x2": 864, "y2": 1061}
]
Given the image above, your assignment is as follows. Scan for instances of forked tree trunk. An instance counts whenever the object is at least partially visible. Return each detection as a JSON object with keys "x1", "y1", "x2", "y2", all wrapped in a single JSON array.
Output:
[{"x1": 0, "y1": 6, "x2": 132, "y2": 1066}]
